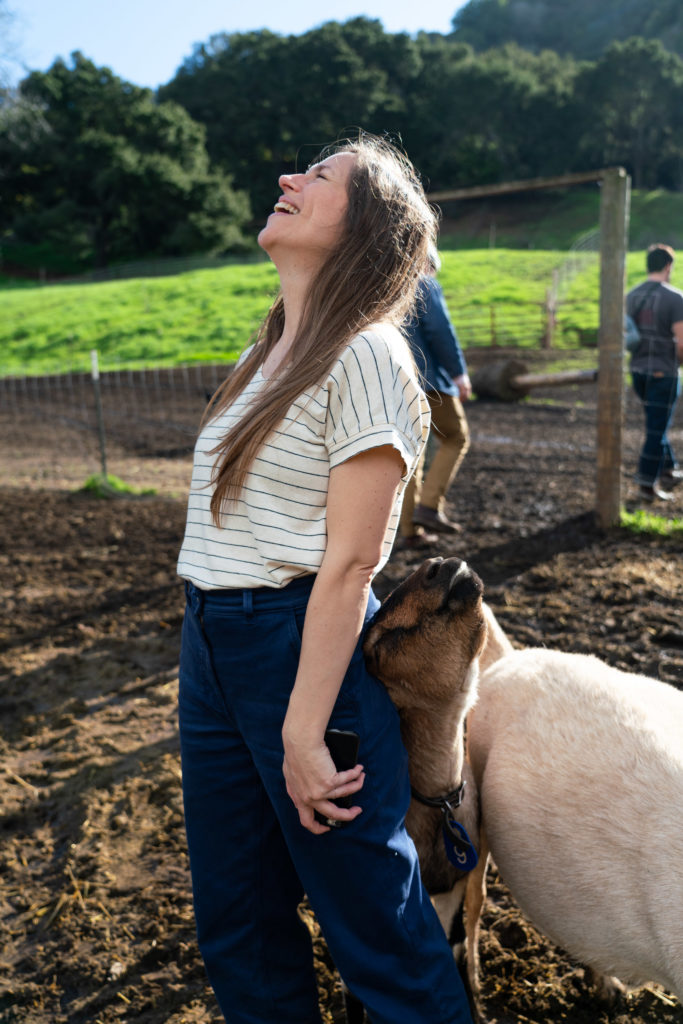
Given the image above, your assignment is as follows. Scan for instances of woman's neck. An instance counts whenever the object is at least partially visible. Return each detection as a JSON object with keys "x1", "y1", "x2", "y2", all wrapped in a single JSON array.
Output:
[{"x1": 263, "y1": 259, "x2": 315, "y2": 377}]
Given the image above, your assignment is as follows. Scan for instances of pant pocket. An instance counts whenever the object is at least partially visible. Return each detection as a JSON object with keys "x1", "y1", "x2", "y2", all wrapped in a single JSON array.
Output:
[{"x1": 178, "y1": 605, "x2": 226, "y2": 714}]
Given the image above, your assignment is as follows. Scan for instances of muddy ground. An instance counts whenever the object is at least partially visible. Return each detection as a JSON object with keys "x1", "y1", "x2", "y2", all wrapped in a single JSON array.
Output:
[{"x1": 1, "y1": 369, "x2": 682, "y2": 1024}]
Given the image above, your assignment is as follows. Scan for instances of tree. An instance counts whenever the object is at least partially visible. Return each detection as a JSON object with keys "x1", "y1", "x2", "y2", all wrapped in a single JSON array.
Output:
[
  {"x1": 452, "y1": 0, "x2": 683, "y2": 61},
  {"x1": 404, "y1": 39, "x2": 581, "y2": 190},
  {"x1": 0, "y1": 52, "x2": 251, "y2": 269},
  {"x1": 158, "y1": 15, "x2": 683, "y2": 217},
  {"x1": 160, "y1": 20, "x2": 420, "y2": 219},
  {"x1": 575, "y1": 38, "x2": 683, "y2": 189}
]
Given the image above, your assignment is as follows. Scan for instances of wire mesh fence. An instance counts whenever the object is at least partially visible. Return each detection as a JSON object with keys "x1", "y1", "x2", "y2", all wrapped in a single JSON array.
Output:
[
  {"x1": 0, "y1": 348, "x2": 654, "y2": 486},
  {"x1": 0, "y1": 364, "x2": 230, "y2": 494},
  {"x1": 0, "y1": 363, "x2": 225, "y2": 458}
]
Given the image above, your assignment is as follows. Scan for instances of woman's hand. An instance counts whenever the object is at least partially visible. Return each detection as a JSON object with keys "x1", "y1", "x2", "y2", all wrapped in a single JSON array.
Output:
[{"x1": 282, "y1": 730, "x2": 364, "y2": 834}]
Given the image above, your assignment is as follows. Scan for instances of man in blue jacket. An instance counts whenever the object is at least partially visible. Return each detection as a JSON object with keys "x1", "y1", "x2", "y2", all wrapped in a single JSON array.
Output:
[{"x1": 398, "y1": 248, "x2": 472, "y2": 547}]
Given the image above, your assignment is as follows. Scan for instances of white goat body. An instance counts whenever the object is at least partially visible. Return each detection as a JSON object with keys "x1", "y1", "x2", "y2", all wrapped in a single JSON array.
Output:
[{"x1": 467, "y1": 645, "x2": 683, "y2": 1002}]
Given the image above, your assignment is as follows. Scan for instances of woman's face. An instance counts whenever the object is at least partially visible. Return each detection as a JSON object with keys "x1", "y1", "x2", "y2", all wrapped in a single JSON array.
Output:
[{"x1": 258, "y1": 151, "x2": 356, "y2": 262}]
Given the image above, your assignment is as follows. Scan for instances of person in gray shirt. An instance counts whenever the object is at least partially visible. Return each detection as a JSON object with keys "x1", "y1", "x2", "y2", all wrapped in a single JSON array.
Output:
[{"x1": 626, "y1": 244, "x2": 683, "y2": 502}]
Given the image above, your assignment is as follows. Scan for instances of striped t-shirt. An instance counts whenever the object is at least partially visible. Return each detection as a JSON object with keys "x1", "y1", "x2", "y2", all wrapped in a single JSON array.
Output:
[{"x1": 177, "y1": 326, "x2": 430, "y2": 590}]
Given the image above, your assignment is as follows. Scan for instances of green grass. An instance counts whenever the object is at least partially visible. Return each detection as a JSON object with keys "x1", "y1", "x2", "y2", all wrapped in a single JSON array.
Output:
[
  {"x1": 438, "y1": 249, "x2": 564, "y2": 306},
  {"x1": 1, "y1": 262, "x2": 281, "y2": 375},
  {"x1": 0, "y1": 250, "x2": 586, "y2": 375},
  {"x1": 439, "y1": 187, "x2": 683, "y2": 251},
  {"x1": 620, "y1": 508, "x2": 683, "y2": 538},
  {"x1": 439, "y1": 187, "x2": 603, "y2": 251},
  {"x1": 4, "y1": 182, "x2": 683, "y2": 376},
  {"x1": 78, "y1": 473, "x2": 157, "y2": 498}
]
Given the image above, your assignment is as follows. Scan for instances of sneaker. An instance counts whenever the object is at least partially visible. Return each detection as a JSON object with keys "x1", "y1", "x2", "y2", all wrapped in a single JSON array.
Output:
[
  {"x1": 413, "y1": 504, "x2": 463, "y2": 534},
  {"x1": 660, "y1": 468, "x2": 683, "y2": 487},
  {"x1": 639, "y1": 484, "x2": 674, "y2": 503}
]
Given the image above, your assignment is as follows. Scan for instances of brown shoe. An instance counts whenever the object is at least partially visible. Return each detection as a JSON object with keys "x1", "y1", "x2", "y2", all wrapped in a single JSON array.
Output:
[
  {"x1": 394, "y1": 530, "x2": 439, "y2": 552},
  {"x1": 413, "y1": 504, "x2": 462, "y2": 534}
]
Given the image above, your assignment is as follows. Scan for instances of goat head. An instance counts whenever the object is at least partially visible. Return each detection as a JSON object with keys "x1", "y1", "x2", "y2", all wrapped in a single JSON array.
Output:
[{"x1": 364, "y1": 557, "x2": 486, "y2": 710}]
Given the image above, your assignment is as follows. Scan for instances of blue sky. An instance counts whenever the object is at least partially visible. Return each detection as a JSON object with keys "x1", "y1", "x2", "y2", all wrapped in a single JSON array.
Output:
[{"x1": 8, "y1": 0, "x2": 468, "y2": 89}]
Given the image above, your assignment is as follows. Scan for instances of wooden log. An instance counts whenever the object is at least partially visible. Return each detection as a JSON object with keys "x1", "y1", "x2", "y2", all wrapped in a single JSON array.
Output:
[
  {"x1": 513, "y1": 368, "x2": 598, "y2": 390},
  {"x1": 472, "y1": 360, "x2": 598, "y2": 401},
  {"x1": 597, "y1": 167, "x2": 630, "y2": 529},
  {"x1": 471, "y1": 359, "x2": 529, "y2": 401}
]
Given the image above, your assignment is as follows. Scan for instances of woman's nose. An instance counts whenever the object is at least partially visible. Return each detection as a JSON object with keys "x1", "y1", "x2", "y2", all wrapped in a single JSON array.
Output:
[{"x1": 278, "y1": 172, "x2": 303, "y2": 191}]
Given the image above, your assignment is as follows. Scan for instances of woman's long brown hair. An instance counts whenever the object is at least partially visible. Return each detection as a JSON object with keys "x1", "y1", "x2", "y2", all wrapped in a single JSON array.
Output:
[{"x1": 204, "y1": 134, "x2": 438, "y2": 526}]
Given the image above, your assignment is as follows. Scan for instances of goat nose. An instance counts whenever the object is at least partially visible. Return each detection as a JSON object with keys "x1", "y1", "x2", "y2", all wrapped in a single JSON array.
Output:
[{"x1": 424, "y1": 557, "x2": 444, "y2": 581}]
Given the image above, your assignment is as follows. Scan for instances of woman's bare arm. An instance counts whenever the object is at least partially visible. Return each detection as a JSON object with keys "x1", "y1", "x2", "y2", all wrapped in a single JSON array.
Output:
[{"x1": 282, "y1": 444, "x2": 404, "y2": 833}]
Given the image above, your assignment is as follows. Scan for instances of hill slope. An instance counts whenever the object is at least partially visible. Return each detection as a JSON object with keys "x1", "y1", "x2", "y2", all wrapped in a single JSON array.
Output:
[{"x1": 3, "y1": 189, "x2": 682, "y2": 375}]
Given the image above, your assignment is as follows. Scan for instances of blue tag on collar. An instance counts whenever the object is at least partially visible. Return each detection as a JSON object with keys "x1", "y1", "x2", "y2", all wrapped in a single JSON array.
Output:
[{"x1": 442, "y1": 817, "x2": 478, "y2": 872}]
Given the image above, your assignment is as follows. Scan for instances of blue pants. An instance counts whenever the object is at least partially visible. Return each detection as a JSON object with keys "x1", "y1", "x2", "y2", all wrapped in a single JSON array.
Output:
[
  {"x1": 178, "y1": 577, "x2": 472, "y2": 1024},
  {"x1": 631, "y1": 371, "x2": 680, "y2": 486}
]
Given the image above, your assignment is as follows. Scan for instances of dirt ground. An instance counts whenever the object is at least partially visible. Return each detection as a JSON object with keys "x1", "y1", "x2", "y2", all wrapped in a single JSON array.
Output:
[{"x1": 1, "y1": 370, "x2": 682, "y2": 1024}]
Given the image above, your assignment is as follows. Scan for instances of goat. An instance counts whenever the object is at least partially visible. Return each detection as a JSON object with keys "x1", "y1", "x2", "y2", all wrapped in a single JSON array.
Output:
[
  {"x1": 466, "y1": 636, "x2": 683, "y2": 1007},
  {"x1": 365, "y1": 556, "x2": 486, "y2": 896},
  {"x1": 340, "y1": 556, "x2": 486, "y2": 1024},
  {"x1": 363, "y1": 557, "x2": 683, "y2": 1017},
  {"x1": 364, "y1": 559, "x2": 486, "y2": 998}
]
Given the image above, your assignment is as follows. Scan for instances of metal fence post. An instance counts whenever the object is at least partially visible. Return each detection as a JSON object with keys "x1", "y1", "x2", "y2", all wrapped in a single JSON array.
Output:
[{"x1": 90, "y1": 349, "x2": 108, "y2": 479}]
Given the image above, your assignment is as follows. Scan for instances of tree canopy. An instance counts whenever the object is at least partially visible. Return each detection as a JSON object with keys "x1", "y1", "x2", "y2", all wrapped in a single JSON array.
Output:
[
  {"x1": 159, "y1": 19, "x2": 421, "y2": 216},
  {"x1": 5, "y1": 8, "x2": 683, "y2": 272},
  {"x1": 453, "y1": 0, "x2": 683, "y2": 61},
  {"x1": 161, "y1": 18, "x2": 683, "y2": 219},
  {"x1": 0, "y1": 52, "x2": 251, "y2": 268}
]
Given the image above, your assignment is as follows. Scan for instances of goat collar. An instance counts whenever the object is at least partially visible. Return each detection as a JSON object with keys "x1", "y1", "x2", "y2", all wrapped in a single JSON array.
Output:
[
  {"x1": 410, "y1": 780, "x2": 466, "y2": 812},
  {"x1": 412, "y1": 780, "x2": 478, "y2": 873}
]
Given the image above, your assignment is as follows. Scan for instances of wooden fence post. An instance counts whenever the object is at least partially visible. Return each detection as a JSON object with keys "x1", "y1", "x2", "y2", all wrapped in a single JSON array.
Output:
[
  {"x1": 596, "y1": 167, "x2": 631, "y2": 529},
  {"x1": 543, "y1": 269, "x2": 558, "y2": 349},
  {"x1": 490, "y1": 306, "x2": 497, "y2": 346}
]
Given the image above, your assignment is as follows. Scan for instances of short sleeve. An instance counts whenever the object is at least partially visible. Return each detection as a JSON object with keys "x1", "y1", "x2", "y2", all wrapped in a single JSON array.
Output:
[
  {"x1": 324, "y1": 330, "x2": 430, "y2": 482},
  {"x1": 669, "y1": 289, "x2": 683, "y2": 323}
]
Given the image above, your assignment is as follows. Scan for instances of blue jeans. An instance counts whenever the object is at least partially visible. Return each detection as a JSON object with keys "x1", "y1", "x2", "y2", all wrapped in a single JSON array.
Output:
[
  {"x1": 631, "y1": 372, "x2": 680, "y2": 486},
  {"x1": 178, "y1": 577, "x2": 472, "y2": 1024}
]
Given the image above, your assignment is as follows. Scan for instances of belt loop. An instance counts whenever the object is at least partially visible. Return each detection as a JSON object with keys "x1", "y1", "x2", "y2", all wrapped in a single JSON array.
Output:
[{"x1": 243, "y1": 589, "x2": 253, "y2": 620}]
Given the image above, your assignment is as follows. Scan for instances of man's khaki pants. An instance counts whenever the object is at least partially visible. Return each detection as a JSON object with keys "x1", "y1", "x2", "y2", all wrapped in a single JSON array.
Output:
[{"x1": 399, "y1": 389, "x2": 470, "y2": 536}]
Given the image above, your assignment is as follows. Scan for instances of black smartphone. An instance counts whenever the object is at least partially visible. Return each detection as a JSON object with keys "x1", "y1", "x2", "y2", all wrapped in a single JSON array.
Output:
[{"x1": 314, "y1": 728, "x2": 360, "y2": 828}]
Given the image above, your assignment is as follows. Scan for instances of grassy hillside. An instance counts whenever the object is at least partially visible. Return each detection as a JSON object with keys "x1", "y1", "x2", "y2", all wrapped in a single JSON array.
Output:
[
  {"x1": 1, "y1": 263, "x2": 280, "y2": 375},
  {"x1": 440, "y1": 188, "x2": 683, "y2": 251},
  {"x1": 2, "y1": 251, "x2": 580, "y2": 375},
  {"x1": 2, "y1": 184, "x2": 679, "y2": 376}
]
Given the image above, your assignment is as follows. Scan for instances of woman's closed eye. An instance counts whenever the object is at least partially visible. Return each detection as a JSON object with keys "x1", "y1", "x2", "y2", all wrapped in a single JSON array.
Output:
[{"x1": 308, "y1": 164, "x2": 331, "y2": 181}]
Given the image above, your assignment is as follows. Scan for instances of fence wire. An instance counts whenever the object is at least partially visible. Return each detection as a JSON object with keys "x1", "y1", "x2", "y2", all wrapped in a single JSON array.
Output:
[
  {"x1": 0, "y1": 364, "x2": 226, "y2": 460},
  {"x1": 0, "y1": 355, "x2": 662, "y2": 485}
]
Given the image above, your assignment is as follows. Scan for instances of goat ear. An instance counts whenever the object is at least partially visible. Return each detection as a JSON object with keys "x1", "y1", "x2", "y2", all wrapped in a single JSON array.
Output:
[
  {"x1": 363, "y1": 624, "x2": 383, "y2": 671},
  {"x1": 364, "y1": 623, "x2": 381, "y2": 650}
]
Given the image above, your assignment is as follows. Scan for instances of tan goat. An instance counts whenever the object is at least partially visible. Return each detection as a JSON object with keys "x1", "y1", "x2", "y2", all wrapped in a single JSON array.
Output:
[
  {"x1": 364, "y1": 557, "x2": 683, "y2": 1016},
  {"x1": 341, "y1": 556, "x2": 486, "y2": 1024},
  {"x1": 363, "y1": 556, "x2": 487, "y2": 954},
  {"x1": 467, "y1": 636, "x2": 683, "y2": 1007}
]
